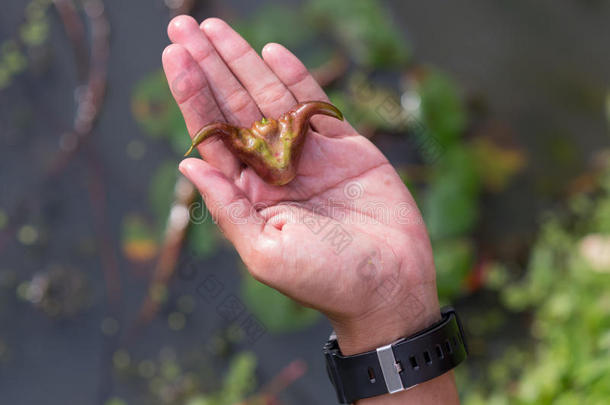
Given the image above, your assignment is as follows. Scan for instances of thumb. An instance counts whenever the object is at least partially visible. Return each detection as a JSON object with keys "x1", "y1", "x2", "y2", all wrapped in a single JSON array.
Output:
[{"x1": 179, "y1": 158, "x2": 263, "y2": 255}]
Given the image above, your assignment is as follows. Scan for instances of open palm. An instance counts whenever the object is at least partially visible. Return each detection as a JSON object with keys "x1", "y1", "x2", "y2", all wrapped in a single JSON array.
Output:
[{"x1": 163, "y1": 16, "x2": 440, "y2": 352}]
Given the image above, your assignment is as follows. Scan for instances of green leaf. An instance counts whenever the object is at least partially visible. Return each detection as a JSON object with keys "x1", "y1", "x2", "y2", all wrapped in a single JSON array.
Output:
[
  {"x1": 234, "y1": 5, "x2": 313, "y2": 53},
  {"x1": 470, "y1": 137, "x2": 527, "y2": 192},
  {"x1": 418, "y1": 69, "x2": 467, "y2": 146},
  {"x1": 423, "y1": 147, "x2": 480, "y2": 239},
  {"x1": 433, "y1": 238, "x2": 474, "y2": 301},
  {"x1": 241, "y1": 274, "x2": 319, "y2": 333},
  {"x1": 461, "y1": 163, "x2": 610, "y2": 404},
  {"x1": 305, "y1": 0, "x2": 410, "y2": 68},
  {"x1": 217, "y1": 351, "x2": 257, "y2": 404},
  {"x1": 131, "y1": 70, "x2": 189, "y2": 155}
]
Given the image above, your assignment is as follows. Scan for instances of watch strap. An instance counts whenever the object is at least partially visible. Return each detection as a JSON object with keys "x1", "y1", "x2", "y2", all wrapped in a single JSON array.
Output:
[{"x1": 324, "y1": 307, "x2": 467, "y2": 404}]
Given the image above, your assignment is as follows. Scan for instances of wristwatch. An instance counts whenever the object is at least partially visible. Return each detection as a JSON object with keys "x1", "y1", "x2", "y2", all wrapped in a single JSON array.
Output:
[{"x1": 323, "y1": 307, "x2": 467, "y2": 404}]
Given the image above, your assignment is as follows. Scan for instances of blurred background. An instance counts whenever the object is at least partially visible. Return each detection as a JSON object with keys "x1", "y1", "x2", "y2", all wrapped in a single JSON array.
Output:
[{"x1": 1, "y1": 0, "x2": 609, "y2": 404}]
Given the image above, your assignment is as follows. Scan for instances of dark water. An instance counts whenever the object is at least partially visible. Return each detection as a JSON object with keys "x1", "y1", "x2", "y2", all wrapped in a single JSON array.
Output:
[{"x1": 0, "y1": 0, "x2": 608, "y2": 404}]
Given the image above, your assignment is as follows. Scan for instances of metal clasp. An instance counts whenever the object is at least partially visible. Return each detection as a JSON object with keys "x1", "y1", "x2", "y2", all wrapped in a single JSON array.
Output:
[{"x1": 376, "y1": 341, "x2": 405, "y2": 394}]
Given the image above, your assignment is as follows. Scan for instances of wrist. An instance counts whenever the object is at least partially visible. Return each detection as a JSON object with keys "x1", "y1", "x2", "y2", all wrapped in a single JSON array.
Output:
[
  {"x1": 324, "y1": 302, "x2": 463, "y2": 405},
  {"x1": 329, "y1": 282, "x2": 441, "y2": 355}
]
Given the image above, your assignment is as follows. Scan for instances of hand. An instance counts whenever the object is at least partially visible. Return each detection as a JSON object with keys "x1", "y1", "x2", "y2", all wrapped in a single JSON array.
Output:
[{"x1": 162, "y1": 16, "x2": 457, "y2": 404}]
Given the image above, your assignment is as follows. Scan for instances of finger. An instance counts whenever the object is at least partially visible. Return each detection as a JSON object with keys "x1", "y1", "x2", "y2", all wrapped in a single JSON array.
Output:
[
  {"x1": 179, "y1": 158, "x2": 264, "y2": 256},
  {"x1": 201, "y1": 18, "x2": 297, "y2": 119},
  {"x1": 168, "y1": 15, "x2": 261, "y2": 127},
  {"x1": 162, "y1": 44, "x2": 240, "y2": 177},
  {"x1": 262, "y1": 43, "x2": 356, "y2": 137}
]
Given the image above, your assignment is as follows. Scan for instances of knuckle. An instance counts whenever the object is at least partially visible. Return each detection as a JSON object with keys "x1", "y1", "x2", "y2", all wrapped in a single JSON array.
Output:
[
  {"x1": 184, "y1": 94, "x2": 218, "y2": 121},
  {"x1": 255, "y1": 81, "x2": 289, "y2": 107},
  {"x1": 285, "y1": 67, "x2": 309, "y2": 88},
  {"x1": 223, "y1": 87, "x2": 252, "y2": 116},
  {"x1": 171, "y1": 71, "x2": 206, "y2": 104},
  {"x1": 193, "y1": 43, "x2": 215, "y2": 65},
  {"x1": 228, "y1": 46, "x2": 254, "y2": 65}
]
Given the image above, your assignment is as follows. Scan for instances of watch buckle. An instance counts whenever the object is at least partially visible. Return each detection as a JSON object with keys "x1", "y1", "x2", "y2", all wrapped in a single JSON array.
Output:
[{"x1": 376, "y1": 339, "x2": 406, "y2": 394}]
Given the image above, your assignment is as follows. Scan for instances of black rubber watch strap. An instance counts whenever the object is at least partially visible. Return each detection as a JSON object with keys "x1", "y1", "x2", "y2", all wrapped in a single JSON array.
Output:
[{"x1": 324, "y1": 307, "x2": 467, "y2": 404}]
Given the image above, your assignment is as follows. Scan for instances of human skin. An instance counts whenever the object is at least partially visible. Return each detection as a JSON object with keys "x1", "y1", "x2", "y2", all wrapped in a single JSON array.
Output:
[{"x1": 162, "y1": 15, "x2": 460, "y2": 404}]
